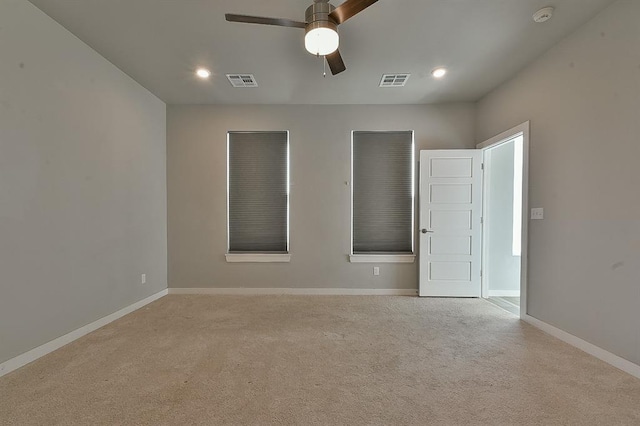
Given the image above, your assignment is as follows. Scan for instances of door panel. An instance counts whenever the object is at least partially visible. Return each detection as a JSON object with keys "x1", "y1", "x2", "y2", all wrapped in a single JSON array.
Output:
[
  {"x1": 429, "y1": 261, "x2": 472, "y2": 281},
  {"x1": 430, "y1": 184, "x2": 472, "y2": 204},
  {"x1": 429, "y1": 210, "x2": 471, "y2": 231},
  {"x1": 429, "y1": 236, "x2": 472, "y2": 255},
  {"x1": 430, "y1": 157, "x2": 473, "y2": 177},
  {"x1": 419, "y1": 150, "x2": 483, "y2": 297}
]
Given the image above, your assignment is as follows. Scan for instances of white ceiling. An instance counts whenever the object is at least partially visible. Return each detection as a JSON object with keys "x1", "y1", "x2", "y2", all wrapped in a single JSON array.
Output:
[{"x1": 28, "y1": 0, "x2": 615, "y2": 105}]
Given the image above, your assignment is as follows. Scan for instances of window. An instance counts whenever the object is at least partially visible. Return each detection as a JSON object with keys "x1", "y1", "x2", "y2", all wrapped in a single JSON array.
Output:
[
  {"x1": 351, "y1": 131, "x2": 414, "y2": 262},
  {"x1": 226, "y1": 131, "x2": 289, "y2": 262}
]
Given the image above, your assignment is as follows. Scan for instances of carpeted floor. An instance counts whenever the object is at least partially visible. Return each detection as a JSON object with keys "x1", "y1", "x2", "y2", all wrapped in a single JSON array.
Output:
[{"x1": 1, "y1": 295, "x2": 640, "y2": 425}]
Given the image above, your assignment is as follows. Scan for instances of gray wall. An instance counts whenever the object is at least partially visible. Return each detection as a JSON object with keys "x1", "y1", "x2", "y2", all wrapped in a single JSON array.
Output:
[
  {"x1": 485, "y1": 142, "x2": 520, "y2": 295},
  {"x1": 0, "y1": 0, "x2": 167, "y2": 364},
  {"x1": 168, "y1": 104, "x2": 475, "y2": 290},
  {"x1": 476, "y1": 0, "x2": 640, "y2": 364}
]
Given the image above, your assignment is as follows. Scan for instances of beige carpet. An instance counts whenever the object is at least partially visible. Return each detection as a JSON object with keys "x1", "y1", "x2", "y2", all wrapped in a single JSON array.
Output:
[{"x1": 1, "y1": 295, "x2": 640, "y2": 425}]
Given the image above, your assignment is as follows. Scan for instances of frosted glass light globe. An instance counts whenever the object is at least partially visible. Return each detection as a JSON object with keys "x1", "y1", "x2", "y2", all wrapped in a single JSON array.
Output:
[{"x1": 305, "y1": 27, "x2": 339, "y2": 56}]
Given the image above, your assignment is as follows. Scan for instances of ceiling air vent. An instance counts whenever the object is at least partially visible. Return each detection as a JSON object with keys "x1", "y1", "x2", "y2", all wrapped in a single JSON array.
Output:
[
  {"x1": 226, "y1": 74, "x2": 258, "y2": 87},
  {"x1": 379, "y1": 73, "x2": 410, "y2": 87}
]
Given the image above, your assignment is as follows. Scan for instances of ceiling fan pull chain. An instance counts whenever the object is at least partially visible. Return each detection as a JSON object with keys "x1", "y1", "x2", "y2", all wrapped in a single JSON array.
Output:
[{"x1": 323, "y1": 56, "x2": 327, "y2": 78}]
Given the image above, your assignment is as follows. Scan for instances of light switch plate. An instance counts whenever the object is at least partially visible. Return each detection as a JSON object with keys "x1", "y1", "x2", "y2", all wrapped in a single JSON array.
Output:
[{"x1": 531, "y1": 208, "x2": 544, "y2": 220}]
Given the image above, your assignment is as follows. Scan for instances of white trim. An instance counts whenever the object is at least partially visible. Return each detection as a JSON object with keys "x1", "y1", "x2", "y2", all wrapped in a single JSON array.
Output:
[
  {"x1": 226, "y1": 133, "x2": 231, "y2": 252},
  {"x1": 488, "y1": 290, "x2": 520, "y2": 297},
  {"x1": 481, "y1": 149, "x2": 493, "y2": 299},
  {"x1": 349, "y1": 254, "x2": 415, "y2": 263},
  {"x1": 0, "y1": 289, "x2": 168, "y2": 378},
  {"x1": 477, "y1": 121, "x2": 529, "y2": 318},
  {"x1": 225, "y1": 253, "x2": 291, "y2": 263},
  {"x1": 477, "y1": 121, "x2": 528, "y2": 150},
  {"x1": 350, "y1": 131, "x2": 355, "y2": 262},
  {"x1": 411, "y1": 133, "x2": 416, "y2": 254},
  {"x1": 523, "y1": 314, "x2": 640, "y2": 379},
  {"x1": 520, "y1": 124, "x2": 530, "y2": 319},
  {"x1": 286, "y1": 132, "x2": 291, "y2": 252},
  {"x1": 511, "y1": 137, "x2": 523, "y2": 256},
  {"x1": 169, "y1": 287, "x2": 417, "y2": 296}
]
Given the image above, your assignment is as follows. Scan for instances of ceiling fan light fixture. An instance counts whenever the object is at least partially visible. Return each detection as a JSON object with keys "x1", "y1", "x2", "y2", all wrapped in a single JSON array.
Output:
[
  {"x1": 305, "y1": 23, "x2": 339, "y2": 56},
  {"x1": 225, "y1": 0, "x2": 380, "y2": 75}
]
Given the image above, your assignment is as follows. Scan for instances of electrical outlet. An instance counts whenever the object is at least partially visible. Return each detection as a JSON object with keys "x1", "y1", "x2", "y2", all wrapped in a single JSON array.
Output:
[
  {"x1": 373, "y1": 267, "x2": 380, "y2": 276},
  {"x1": 141, "y1": 274, "x2": 146, "y2": 284},
  {"x1": 531, "y1": 208, "x2": 544, "y2": 220}
]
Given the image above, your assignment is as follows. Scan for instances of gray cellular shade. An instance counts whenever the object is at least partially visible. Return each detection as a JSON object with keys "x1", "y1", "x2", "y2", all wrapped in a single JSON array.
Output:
[
  {"x1": 228, "y1": 131, "x2": 288, "y2": 252},
  {"x1": 352, "y1": 131, "x2": 413, "y2": 253}
]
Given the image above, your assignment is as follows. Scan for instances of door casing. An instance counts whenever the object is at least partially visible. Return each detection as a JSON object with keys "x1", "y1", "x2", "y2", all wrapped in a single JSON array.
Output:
[{"x1": 477, "y1": 122, "x2": 530, "y2": 318}]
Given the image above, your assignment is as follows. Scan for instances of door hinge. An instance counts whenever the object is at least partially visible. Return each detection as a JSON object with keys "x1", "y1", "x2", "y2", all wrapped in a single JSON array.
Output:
[
  {"x1": 480, "y1": 217, "x2": 483, "y2": 224},
  {"x1": 481, "y1": 163, "x2": 485, "y2": 170},
  {"x1": 480, "y1": 269, "x2": 483, "y2": 277}
]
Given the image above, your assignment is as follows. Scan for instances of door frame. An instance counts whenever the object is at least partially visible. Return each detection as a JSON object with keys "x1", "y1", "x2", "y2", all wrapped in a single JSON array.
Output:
[{"x1": 477, "y1": 121, "x2": 530, "y2": 318}]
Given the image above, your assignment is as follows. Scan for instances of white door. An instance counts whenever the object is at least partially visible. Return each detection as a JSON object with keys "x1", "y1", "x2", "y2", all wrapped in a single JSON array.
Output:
[{"x1": 419, "y1": 150, "x2": 483, "y2": 297}]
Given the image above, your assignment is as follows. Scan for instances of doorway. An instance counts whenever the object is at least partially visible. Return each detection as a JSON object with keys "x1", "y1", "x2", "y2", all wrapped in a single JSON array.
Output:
[
  {"x1": 478, "y1": 122, "x2": 529, "y2": 317},
  {"x1": 417, "y1": 122, "x2": 529, "y2": 316}
]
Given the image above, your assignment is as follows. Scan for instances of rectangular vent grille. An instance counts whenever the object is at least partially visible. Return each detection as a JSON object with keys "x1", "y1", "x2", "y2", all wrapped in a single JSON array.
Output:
[
  {"x1": 379, "y1": 74, "x2": 410, "y2": 87},
  {"x1": 226, "y1": 74, "x2": 258, "y2": 87}
]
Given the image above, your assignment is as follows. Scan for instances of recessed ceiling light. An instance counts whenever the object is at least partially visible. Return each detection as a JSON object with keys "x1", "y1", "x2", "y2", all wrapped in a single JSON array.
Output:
[
  {"x1": 196, "y1": 68, "x2": 211, "y2": 79},
  {"x1": 432, "y1": 68, "x2": 447, "y2": 78}
]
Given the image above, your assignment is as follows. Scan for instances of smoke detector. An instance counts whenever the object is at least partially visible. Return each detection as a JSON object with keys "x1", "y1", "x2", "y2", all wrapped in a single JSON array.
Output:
[{"x1": 533, "y1": 7, "x2": 554, "y2": 23}]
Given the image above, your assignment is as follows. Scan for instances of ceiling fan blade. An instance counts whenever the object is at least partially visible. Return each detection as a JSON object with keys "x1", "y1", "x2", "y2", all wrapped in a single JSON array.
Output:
[
  {"x1": 326, "y1": 49, "x2": 346, "y2": 75},
  {"x1": 225, "y1": 14, "x2": 306, "y2": 29},
  {"x1": 329, "y1": 0, "x2": 378, "y2": 25}
]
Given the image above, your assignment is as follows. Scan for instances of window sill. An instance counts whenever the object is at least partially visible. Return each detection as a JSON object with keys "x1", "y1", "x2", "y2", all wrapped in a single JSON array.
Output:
[
  {"x1": 225, "y1": 253, "x2": 291, "y2": 263},
  {"x1": 349, "y1": 254, "x2": 415, "y2": 263}
]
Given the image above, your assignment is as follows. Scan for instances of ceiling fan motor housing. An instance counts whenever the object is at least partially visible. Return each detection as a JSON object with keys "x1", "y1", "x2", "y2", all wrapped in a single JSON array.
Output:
[
  {"x1": 306, "y1": 1, "x2": 336, "y2": 25},
  {"x1": 305, "y1": 1, "x2": 339, "y2": 55}
]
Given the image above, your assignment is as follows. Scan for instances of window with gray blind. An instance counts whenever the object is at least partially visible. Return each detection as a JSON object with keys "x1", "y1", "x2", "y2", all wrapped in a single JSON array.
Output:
[
  {"x1": 227, "y1": 131, "x2": 289, "y2": 253},
  {"x1": 352, "y1": 131, "x2": 414, "y2": 254}
]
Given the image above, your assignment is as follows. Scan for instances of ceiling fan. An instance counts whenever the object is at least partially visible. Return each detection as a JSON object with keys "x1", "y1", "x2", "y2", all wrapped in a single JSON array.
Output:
[{"x1": 225, "y1": 0, "x2": 379, "y2": 75}]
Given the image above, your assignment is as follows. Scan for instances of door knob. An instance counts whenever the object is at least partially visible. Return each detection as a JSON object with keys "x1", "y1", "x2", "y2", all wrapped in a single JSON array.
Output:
[{"x1": 421, "y1": 229, "x2": 433, "y2": 234}]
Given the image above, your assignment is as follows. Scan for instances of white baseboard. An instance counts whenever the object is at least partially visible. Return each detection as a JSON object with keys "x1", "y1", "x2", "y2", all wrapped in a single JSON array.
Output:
[
  {"x1": 522, "y1": 314, "x2": 640, "y2": 379},
  {"x1": 488, "y1": 290, "x2": 520, "y2": 297},
  {"x1": 168, "y1": 287, "x2": 418, "y2": 296},
  {"x1": 0, "y1": 289, "x2": 168, "y2": 378}
]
